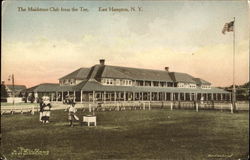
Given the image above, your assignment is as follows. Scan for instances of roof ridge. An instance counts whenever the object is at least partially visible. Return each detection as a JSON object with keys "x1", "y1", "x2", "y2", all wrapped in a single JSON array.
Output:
[
  {"x1": 105, "y1": 65, "x2": 169, "y2": 73},
  {"x1": 105, "y1": 65, "x2": 193, "y2": 76}
]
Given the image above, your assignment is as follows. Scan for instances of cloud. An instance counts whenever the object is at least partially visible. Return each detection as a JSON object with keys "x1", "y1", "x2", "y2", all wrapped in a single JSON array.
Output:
[
  {"x1": 3, "y1": 37, "x2": 248, "y2": 87},
  {"x1": 2, "y1": 3, "x2": 249, "y2": 88}
]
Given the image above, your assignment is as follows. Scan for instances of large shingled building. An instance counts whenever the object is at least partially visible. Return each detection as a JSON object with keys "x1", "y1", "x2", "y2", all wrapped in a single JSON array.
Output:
[{"x1": 26, "y1": 59, "x2": 230, "y2": 102}]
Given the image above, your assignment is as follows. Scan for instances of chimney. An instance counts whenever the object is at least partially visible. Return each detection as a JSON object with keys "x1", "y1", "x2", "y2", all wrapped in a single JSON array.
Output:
[
  {"x1": 99, "y1": 59, "x2": 105, "y2": 65},
  {"x1": 165, "y1": 67, "x2": 169, "y2": 72}
]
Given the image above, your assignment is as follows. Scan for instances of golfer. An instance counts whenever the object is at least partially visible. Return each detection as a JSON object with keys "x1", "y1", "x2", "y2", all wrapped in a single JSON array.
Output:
[{"x1": 68, "y1": 102, "x2": 79, "y2": 127}]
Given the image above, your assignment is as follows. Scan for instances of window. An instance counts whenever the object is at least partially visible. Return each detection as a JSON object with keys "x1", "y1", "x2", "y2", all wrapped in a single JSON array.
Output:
[
  {"x1": 129, "y1": 81, "x2": 132, "y2": 85},
  {"x1": 103, "y1": 79, "x2": 114, "y2": 85},
  {"x1": 70, "y1": 79, "x2": 75, "y2": 85},
  {"x1": 116, "y1": 79, "x2": 120, "y2": 85}
]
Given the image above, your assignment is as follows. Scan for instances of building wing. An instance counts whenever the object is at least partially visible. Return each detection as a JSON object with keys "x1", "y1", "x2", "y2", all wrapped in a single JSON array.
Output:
[
  {"x1": 25, "y1": 83, "x2": 60, "y2": 92},
  {"x1": 6, "y1": 85, "x2": 26, "y2": 91}
]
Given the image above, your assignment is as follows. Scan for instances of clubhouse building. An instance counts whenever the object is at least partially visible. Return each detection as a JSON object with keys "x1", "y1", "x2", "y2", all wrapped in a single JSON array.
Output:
[{"x1": 26, "y1": 59, "x2": 230, "y2": 103}]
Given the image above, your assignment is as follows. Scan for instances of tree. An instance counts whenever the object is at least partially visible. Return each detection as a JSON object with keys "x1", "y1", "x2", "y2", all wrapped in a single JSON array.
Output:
[
  {"x1": 1, "y1": 85, "x2": 8, "y2": 97},
  {"x1": 1, "y1": 83, "x2": 8, "y2": 102},
  {"x1": 242, "y1": 82, "x2": 250, "y2": 88}
]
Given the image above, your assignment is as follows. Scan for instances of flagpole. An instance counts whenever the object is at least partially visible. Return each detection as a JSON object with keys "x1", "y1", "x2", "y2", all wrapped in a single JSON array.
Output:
[{"x1": 232, "y1": 17, "x2": 236, "y2": 113}]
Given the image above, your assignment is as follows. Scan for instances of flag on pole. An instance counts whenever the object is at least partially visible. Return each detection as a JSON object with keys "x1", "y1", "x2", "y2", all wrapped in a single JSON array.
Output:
[{"x1": 222, "y1": 21, "x2": 234, "y2": 34}]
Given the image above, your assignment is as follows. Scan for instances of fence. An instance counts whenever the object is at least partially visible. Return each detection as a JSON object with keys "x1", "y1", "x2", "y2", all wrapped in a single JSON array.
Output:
[
  {"x1": 1, "y1": 101, "x2": 249, "y2": 115},
  {"x1": 1, "y1": 105, "x2": 37, "y2": 115}
]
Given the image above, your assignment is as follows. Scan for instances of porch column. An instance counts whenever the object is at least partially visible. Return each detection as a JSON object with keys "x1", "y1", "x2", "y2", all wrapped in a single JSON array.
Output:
[
  {"x1": 221, "y1": 93, "x2": 223, "y2": 101},
  {"x1": 178, "y1": 93, "x2": 180, "y2": 101},
  {"x1": 170, "y1": 92, "x2": 173, "y2": 110},
  {"x1": 73, "y1": 91, "x2": 76, "y2": 102},
  {"x1": 62, "y1": 91, "x2": 64, "y2": 102},
  {"x1": 189, "y1": 93, "x2": 192, "y2": 101},
  {"x1": 141, "y1": 92, "x2": 144, "y2": 101},
  {"x1": 170, "y1": 93, "x2": 173, "y2": 101},
  {"x1": 114, "y1": 91, "x2": 117, "y2": 101},
  {"x1": 133, "y1": 92, "x2": 135, "y2": 101},
  {"x1": 56, "y1": 92, "x2": 58, "y2": 102},
  {"x1": 124, "y1": 91, "x2": 126, "y2": 101},
  {"x1": 103, "y1": 91, "x2": 106, "y2": 102},
  {"x1": 150, "y1": 92, "x2": 152, "y2": 101},
  {"x1": 93, "y1": 91, "x2": 95, "y2": 103},
  {"x1": 164, "y1": 92, "x2": 167, "y2": 101},
  {"x1": 80, "y1": 90, "x2": 83, "y2": 103},
  {"x1": 211, "y1": 93, "x2": 214, "y2": 101},
  {"x1": 184, "y1": 93, "x2": 186, "y2": 101}
]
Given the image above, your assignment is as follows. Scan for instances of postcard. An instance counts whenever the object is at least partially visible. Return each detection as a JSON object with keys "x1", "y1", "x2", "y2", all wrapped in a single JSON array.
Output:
[{"x1": 1, "y1": 0, "x2": 249, "y2": 160}]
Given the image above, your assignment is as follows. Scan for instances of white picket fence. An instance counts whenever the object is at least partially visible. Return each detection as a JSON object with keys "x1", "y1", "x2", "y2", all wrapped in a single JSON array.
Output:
[
  {"x1": 1, "y1": 105, "x2": 37, "y2": 115},
  {"x1": 1, "y1": 101, "x2": 248, "y2": 115}
]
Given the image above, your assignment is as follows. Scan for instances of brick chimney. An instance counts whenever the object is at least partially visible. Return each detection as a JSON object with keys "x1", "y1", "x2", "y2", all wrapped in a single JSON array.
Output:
[
  {"x1": 165, "y1": 67, "x2": 169, "y2": 72},
  {"x1": 99, "y1": 59, "x2": 105, "y2": 65}
]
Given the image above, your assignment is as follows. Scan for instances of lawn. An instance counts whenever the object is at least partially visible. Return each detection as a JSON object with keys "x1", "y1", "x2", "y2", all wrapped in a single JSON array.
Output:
[{"x1": 1, "y1": 109, "x2": 249, "y2": 160}]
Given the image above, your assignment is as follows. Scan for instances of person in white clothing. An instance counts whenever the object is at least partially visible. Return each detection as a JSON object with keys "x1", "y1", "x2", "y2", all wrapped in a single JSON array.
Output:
[
  {"x1": 68, "y1": 102, "x2": 79, "y2": 127},
  {"x1": 41, "y1": 96, "x2": 52, "y2": 124}
]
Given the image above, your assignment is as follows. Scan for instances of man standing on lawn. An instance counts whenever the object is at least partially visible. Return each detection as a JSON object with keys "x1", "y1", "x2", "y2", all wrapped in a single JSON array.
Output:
[{"x1": 67, "y1": 101, "x2": 79, "y2": 127}]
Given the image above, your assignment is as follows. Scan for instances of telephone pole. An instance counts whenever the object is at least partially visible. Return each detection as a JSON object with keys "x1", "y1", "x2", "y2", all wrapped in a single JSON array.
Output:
[{"x1": 232, "y1": 17, "x2": 236, "y2": 113}]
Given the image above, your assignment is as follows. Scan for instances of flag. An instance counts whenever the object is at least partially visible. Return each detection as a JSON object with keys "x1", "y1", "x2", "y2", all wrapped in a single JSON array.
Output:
[{"x1": 222, "y1": 21, "x2": 234, "y2": 34}]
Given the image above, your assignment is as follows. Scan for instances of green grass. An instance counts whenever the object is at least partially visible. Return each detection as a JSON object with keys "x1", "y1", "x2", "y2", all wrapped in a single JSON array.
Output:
[{"x1": 1, "y1": 109, "x2": 249, "y2": 160}]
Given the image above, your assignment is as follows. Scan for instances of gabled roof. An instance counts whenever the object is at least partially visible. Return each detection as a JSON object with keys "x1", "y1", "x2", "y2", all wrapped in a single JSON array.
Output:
[
  {"x1": 193, "y1": 78, "x2": 211, "y2": 85},
  {"x1": 6, "y1": 85, "x2": 26, "y2": 91},
  {"x1": 59, "y1": 68, "x2": 91, "y2": 80},
  {"x1": 169, "y1": 72, "x2": 196, "y2": 83},
  {"x1": 101, "y1": 65, "x2": 173, "y2": 81},
  {"x1": 58, "y1": 63, "x2": 210, "y2": 85}
]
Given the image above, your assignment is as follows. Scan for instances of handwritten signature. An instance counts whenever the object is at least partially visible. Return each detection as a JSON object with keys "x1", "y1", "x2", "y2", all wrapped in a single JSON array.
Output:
[{"x1": 11, "y1": 147, "x2": 49, "y2": 157}]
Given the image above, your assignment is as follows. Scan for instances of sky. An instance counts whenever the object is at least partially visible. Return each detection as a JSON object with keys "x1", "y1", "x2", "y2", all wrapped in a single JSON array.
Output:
[{"x1": 2, "y1": 0, "x2": 249, "y2": 88}]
